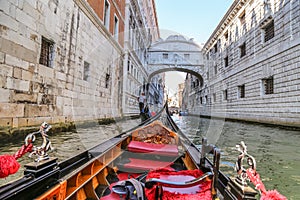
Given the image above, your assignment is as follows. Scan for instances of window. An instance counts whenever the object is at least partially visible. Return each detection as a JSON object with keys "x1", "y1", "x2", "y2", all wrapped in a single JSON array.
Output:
[
  {"x1": 224, "y1": 56, "x2": 229, "y2": 67},
  {"x1": 263, "y1": 20, "x2": 274, "y2": 42},
  {"x1": 239, "y1": 11, "x2": 246, "y2": 24},
  {"x1": 105, "y1": 73, "x2": 110, "y2": 88},
  {"x1": 262, "y1": 77, "x2": 274, "y2": 94},
  {"x1": 163, "y1": 53, "x2": 168, "y2": 59},
  {"x1": 214, "y1": 65, "x2": 218, "y2": 75},
  {"x1": 240, "y1": 42, "x2": 246, "y2": 57},
  {"x1": 238, "y1": 85, "x2": 245, "y2": 98},
  {"x1": 83, "y1": 61, "x2": 90, "y2": 81},
  {"x1": 114, "y1": 16, "x2": 119, "y2": 40},
  {"x1": 223, "y1": 89, "x2": 228, "y2": 100},
  {"x1": 213, "y1": 93, "x2": 216, "y2": 102},
  {"x1": 104, "y1": 0, "x2": 110, "y2": 29},
  {"x1": 39, "y1": 37, "x2": 54, "y2": 67},
  {"x1": 205, "y1": 95, "x2": 208, "y2": 104},
  {"x1": 200, "y1": 97, "x2": 203, "y2": 104},
  {"x1": 184, "y1": 54, "x2": 190, "y2": 60},
  {"x1": 192, "y1": 81, "x2": 195, "y2": 88},
  {"x1": 214, "y1": 43, "x2": 218, "y2": 53},
  {"x1": 224, "y1": 31, "x2": 228, "y2": 41}
]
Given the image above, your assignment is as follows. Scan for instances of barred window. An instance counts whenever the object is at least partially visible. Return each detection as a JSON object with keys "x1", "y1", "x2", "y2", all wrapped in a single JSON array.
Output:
[
  {"x1": 263, "y1": 20, "x2": 274, "y2": 42},
  {"x1": 238, "y1": 85, "x2": 245, "y2": 98},
  {"x1": 240, "y1": 42, "x2": 246, "y2": 57},
  {"x1": 262, "y1": 77, "x2": 274, "y2": 94},
  {"x1": 39, "y1": 37, "x2": 54, "y2": 67}
]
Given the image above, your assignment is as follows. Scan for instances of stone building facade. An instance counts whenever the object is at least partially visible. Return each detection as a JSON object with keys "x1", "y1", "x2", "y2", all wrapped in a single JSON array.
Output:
[
  {"x1": 186, "y1": 0, "x2": 300, "y2": 127},
  {"x1": 0, "y1": 0, "x2": 160, "y2": 128},
  {"x1": 0, "y1": 0, "x2": 119, "y2": 128},
  {"x1": 122, "y1": 0, "x2": 160, "y2": 115}
]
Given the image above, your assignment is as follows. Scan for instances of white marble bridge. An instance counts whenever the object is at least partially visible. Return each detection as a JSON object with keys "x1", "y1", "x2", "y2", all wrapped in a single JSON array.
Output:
[{"x1": 147, "y1": 35, "x2": 204, "y2": 86}]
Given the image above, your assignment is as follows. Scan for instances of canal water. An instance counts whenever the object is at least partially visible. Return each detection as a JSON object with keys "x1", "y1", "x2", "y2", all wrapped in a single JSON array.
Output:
[{"x1": 0, "y1": 116, "x2": 299, "y2": 199}]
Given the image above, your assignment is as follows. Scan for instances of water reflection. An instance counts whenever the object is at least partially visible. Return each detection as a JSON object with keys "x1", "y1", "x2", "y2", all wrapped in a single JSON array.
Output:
[
  {"x1": 0, "y1": 116, "x2": 299, "y2": 199},
  {"x1": 0, "y1": 118, "x2": 140, "y2": 186},
  {"x1": 174, "y1": 115, "x2": 300, "y2": 200}
]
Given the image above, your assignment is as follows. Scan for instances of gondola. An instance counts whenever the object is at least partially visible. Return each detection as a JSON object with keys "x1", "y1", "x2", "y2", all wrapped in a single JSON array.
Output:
[{"x1": 0, "y1": 102, "x2": 285, "y2": 200}]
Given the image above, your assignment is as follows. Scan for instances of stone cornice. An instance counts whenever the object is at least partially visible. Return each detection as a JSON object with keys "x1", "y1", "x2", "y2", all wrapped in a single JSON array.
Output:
[
  {"x1": 203, "y1": 0, "x2": 248, "y2": 52},
  {"x1": 152, "y1": 40, "x2": 201, "y2": 47}
]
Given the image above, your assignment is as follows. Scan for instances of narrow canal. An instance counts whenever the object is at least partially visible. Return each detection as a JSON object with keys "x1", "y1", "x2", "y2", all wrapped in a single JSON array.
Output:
[{"x1": 0, "y1": 116, "x2": 299, "y2": 199}]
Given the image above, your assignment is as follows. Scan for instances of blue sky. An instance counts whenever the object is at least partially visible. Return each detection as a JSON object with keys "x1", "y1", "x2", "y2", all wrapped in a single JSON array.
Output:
[
  {"x1": 155, "y1": 0, "x2": 233, "y2": 44},
  {"x1": 155, "y1": 0, "x2": 234, "y2": 96}
]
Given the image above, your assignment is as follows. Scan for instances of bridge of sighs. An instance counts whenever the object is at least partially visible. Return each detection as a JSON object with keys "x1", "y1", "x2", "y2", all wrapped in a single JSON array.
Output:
[{"x1": 146, "y1": 35, "x2": 205, "y2": 105}]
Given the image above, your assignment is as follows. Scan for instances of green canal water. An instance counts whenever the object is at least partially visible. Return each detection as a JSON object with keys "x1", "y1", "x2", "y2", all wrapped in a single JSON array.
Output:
[
  {"x1": 172, "y1": 115, "x2": 300, "y2": 200},
  {"x1": 0, "y1": 116, "x2": 299, "y2": 199}
]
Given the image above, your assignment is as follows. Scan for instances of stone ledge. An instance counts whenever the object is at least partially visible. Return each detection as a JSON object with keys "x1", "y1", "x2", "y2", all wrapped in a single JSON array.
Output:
[
  {"x1": 192, "y1": 113, "x2": 300, "y2": 131},
  {"x1": 0, "y1": 115, "x2": 140, "y2": 143},
  {"x1": 0, "y1": 122, "x2": 76, "y2": 144}
]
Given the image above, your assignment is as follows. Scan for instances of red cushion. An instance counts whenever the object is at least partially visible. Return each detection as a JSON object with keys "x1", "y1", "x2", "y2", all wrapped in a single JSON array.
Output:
[
  {"x1": 127, "y1": 141, "x2": 178, "y2": 156},
  {"x1": 145, "y1": 168, "x2": 212, "y2": 200},
  {"x1": 124, "y1": 158, "x2": 173, "y2": 171}
]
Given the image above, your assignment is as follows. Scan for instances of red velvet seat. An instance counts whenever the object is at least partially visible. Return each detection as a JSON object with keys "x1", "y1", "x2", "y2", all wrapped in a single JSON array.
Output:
[
  {"x1": 127, "y1": 141, "x2": 178, "y2": 157},
  {"x1": 123, "y1": 158, "x2": 173, "y2": 171},
  {"x1": 145, "y1": 168, "x2": 212, "y2": 200}
]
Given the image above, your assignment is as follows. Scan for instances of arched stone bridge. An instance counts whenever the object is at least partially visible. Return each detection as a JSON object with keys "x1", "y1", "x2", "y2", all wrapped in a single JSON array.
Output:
[{"x1": 147, "y1": 35, "x2": 204, "y2": 86}]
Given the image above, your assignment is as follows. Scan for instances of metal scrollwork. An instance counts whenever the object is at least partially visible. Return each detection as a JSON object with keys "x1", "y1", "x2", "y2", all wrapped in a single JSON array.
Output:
[
  {"x1": 234, "y1": 141, "x2": 256, "y2": 186},
  {"x1": 25, "y1": 122, "x2": 53, "y2": 162}
]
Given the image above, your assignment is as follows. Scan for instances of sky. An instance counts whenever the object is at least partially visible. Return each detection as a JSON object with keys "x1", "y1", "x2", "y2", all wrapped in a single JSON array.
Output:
[
  {"x1": 155, "y1": 0, "x2": 233, "y2": 44},
  {"x1": 155, "y1": 0, "x2": 233, "y2": 95}
]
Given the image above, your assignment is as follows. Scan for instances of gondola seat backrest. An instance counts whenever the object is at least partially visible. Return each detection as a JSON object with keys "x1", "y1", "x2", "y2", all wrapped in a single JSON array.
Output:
[{"x1": 127, "y1": 141, "x2": 178, "y2": 157}]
